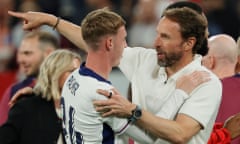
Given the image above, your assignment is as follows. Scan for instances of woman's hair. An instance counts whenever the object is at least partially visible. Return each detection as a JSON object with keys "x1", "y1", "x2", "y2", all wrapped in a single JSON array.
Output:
[{"x1": 34, "y1": 49, "x2": 81, "y2": 101}]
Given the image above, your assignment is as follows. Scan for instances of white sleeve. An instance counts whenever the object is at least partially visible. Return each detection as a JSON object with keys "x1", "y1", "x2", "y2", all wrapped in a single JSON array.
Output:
[
  {"x1": 114, "y1": 134, "x2": 129, "y2": 144},
  {"x1": 103, "y1": 117, "x2": 130, "y2": 135},
  {"x1": 119, "y1": 47, "x2": 155, "y2": 81},
  {"x1": 179, "y1": 78, "x2": 222, "y2": 128},
  {"x1": 103, "y1": 117, "x2": 155, "y2": 143},
  {"x1": 156, "y1": 89, "x2": 189, "y2": 119},
  {"x1": 123, "y1": 123, "x2": 156, "y2": 143}
]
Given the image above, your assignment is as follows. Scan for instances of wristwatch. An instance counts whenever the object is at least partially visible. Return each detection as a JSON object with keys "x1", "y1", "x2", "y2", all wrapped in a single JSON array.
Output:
[{"x1": 128, "y1": 105, "x2": 142, "y2": 123}]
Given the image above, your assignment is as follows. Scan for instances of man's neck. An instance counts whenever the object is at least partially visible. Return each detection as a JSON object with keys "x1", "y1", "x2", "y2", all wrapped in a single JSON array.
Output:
[
  {"x1": 215, "y1": 69, "x2": 235, "y2": 79},
  {"x1": 85, "y1": 52, "x2": 112, "y2": 80},
  {"x1": 166, "y1": 55, "x2": 194, "y2": 78}
]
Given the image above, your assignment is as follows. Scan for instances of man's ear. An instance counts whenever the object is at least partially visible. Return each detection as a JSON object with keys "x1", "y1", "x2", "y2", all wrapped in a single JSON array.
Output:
[
  {"x1": 237, "y1": 55, "x2": 240, "y2": 64},
  {"x1": 106, "y1": 36, "x2": 113, "y2": 51},
  {"x1": 208, "y1": 55, "x2": 216, "y2": 69},
  {"x1": 44, "y1": 47, "x2": 55, "y2": 57},
  {"x1": 184, "y1": 37, "x2": 196, "y2": 51}
]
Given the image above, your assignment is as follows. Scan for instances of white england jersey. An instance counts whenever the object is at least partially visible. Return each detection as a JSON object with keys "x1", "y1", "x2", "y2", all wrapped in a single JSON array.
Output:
[{"x1": 61, "y1": 63, "x2": 130, "y2": 144}]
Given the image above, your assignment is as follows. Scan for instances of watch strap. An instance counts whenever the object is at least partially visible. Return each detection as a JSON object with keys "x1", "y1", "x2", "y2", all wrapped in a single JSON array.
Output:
[{"x1": 128, "y1": 105, "x2": 142, "y2": 123}]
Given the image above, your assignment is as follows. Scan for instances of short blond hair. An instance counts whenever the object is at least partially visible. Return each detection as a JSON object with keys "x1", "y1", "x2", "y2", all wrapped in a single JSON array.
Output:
[{"x1": 81, "y1": 7, "x2": 126, "y2": 50}]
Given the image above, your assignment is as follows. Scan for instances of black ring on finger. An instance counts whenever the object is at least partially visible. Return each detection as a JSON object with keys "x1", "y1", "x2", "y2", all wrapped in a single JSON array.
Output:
[{"x1": 109, "y1": 92, "x2": 112, "y2": 99}]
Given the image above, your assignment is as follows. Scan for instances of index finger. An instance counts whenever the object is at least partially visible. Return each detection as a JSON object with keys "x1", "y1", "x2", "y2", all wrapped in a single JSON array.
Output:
[
  {"x1": 8, "y1": 91, "x2": 23, "y2": 108},
  {"x1": 8, "y1": 11, "x2": 26, "y2": 19}
]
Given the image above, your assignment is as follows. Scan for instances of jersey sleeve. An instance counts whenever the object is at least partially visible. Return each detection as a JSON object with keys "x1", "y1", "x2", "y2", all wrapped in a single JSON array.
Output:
[
  {"x1": 119, "y1": 47, "x2": 155, "y2": 81},
  {"x1": 156, "y1": 89, "x2": 189, "y2": 119},
  {"x1": 94, "y1": 84, "x2": 131, "y2": 135},
  {"x1": 103, "y1": 116, "x2": 156, "y2": 143},
  {"x1": 178, "y1": 77, "x2": 222, "y2": 128},
  {"x1": 124, "y1": 124, "x2": 156, "y2": 143}
]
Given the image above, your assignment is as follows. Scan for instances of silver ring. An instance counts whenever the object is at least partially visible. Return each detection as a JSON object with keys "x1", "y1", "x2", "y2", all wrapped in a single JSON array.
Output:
[{"x1": 109, "y1": 92, "x2": 112, "y2": 99}]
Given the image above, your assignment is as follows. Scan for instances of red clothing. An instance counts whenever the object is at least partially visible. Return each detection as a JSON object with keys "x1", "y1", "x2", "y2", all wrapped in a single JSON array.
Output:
[
  {"x1": 208, "y1": 123, "x2": 231, "y2": 144},
  {"x1": 216, "y1": 75, "x2": 240, "y2": 122},
  {"x1": 0, "y1": 77, "x2": 36, "y2": 125},
  {"x1": 215, "y1": 74, "x2": 240, "y2": 144},
  {"x1": 0, "y1": 70, "x2": 18, "y2": 101},
  {"x1": 0, "y1": 87, "x2": 11, "y2": 125}
]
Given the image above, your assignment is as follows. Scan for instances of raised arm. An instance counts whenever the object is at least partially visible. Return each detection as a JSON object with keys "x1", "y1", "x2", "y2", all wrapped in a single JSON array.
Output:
[{"x1": 8, "y1": 11, "x2": 88, "y2": 51}]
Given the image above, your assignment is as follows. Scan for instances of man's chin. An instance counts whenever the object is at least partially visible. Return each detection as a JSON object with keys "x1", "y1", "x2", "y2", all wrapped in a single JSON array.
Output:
[
  {"x1": 26, "y1": 72, "x2": 38, "y2": 78},
  {"x1": 23, "y1": 70, "x2": 29, "y2": 75},
  {"x1": 158, "y1": 61, "x2": 166, "y2": 67}
]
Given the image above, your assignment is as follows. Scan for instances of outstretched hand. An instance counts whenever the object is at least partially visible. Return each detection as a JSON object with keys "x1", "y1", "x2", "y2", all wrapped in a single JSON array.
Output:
[
  {"x1": 224, "y1": 112, "x2": 240, "y2": 140},
  {"x1": 8, "y1": 87, "x2": 33, "y2": 108},
  {"x1": 176, "y1": 70, "x2": 210, "y2": 95},
  {"x1": 8, "y1": 11, "x2": 56, "y2": 30},
  {"x1": 93, "y1": 88, "x2": 135, "y2": 118}
]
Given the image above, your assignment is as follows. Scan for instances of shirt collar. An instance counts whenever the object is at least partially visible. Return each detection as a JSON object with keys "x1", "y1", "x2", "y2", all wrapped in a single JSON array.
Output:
[
  {"x1": 79, "y1": 62, "x2": 111, "y2": 84},
  {"x1": 158, "y1": 54, "x2": 203, "y2": 82}
]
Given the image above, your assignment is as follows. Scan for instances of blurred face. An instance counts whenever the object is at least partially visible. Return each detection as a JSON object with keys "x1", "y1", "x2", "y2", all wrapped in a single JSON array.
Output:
[
  {"x1": 154, "y1": 17, "x2": 185, "y2": 67},
  {"x1": 59, "y1": 58, "x2": 81, "y2": 90},
  {"x1": 111, "y1": 26, "x2": 127, "y2": 66},
  {"x1": 17, "y1": 37, "x2": 45, "y2": 77}
]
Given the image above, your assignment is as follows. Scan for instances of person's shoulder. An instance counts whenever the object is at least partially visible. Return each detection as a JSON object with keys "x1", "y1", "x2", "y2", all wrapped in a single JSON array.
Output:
[
  {"x1": 12, "y1": 77, "x2": 35, "y2": 87},
  {"x1": 222, "y1": 74, "x2": 240, "y2": 83},
  {"x1": 8, "y1": 94, "x2": 38, "y2": 116},
  {"x1": 10, "y1": 77, "x2": 36, "y2": 96},
  {"x1": 13, "y1": 94, "x2": 42, "y2": 108},
  {"x1": 197, "y1": 66, "x2": 222, "y2": 90}
]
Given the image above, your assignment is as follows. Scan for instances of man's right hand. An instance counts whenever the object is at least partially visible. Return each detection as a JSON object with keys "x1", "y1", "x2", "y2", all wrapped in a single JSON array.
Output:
[{"x1": 8, "y1": 87, "x2": 33, "y2": 108}]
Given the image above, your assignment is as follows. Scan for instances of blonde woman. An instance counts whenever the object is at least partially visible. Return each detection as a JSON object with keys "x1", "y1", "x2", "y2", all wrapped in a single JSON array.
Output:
[{"x1": 0, "y1": 49, "x2": 81, "y2": 144}]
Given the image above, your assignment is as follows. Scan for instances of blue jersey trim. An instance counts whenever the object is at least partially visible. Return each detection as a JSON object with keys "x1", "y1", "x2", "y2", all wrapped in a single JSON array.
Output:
[
  {"x1": 79, "y1": 62, "x2": 112, "y2": 84},
  {"x1": 102, "y1": 124, "x2": 114, "y2": 144}
]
